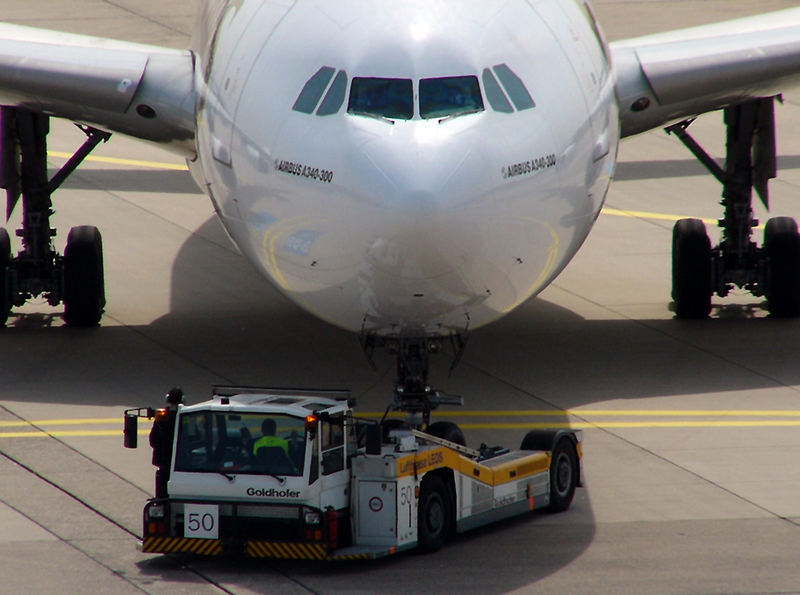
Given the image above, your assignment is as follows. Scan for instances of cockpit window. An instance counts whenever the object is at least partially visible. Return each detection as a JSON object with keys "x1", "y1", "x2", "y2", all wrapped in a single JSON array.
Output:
[
  {"x1": 492, "y1": 64, "x2": 535, "y2": 111},
  {"x1": 482, "y1": 69, "x2": 513, "y2": 113},
  {"x1": 293, "y1": 66, "x2": 336, "y2": 114},
  {"x1": 316, "y1": 70, "x2": 348, "y2": 116},
  {"x1": 419, "y1": 76, "x2": 484, "y2": 120},
  {"x1": 348, "y1": 77, "x2": 413, "y2": 120}
]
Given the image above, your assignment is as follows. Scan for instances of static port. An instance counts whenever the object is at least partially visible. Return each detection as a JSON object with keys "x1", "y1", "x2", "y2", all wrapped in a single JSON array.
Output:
[
  {"x1": 137, "y1": 104, "x2": 157, "y2": 119},
  {"x1": 630, "y1": 97, "x2": 650, "y2": 112}
]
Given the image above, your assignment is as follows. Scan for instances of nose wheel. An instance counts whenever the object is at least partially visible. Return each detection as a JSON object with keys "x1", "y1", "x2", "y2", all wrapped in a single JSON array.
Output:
[{"x1": 362, "y1": 333, "x2": 466, "y2": 429}]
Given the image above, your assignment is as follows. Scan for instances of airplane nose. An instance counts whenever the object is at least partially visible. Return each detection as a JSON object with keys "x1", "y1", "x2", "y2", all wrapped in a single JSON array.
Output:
[
  {"x1": 346, "y1": 118, "x2": 494, "y2": 325},
  {"x1": 354, "y1": 119, "x2": 487, "y2": 213}
]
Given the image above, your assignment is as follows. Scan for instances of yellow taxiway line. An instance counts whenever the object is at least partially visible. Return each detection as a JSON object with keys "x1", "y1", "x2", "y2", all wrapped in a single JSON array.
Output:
[
  {"x1": 4, "y1": 410, "x2": 800, "y2": 438},
  {"x1": 601, "y1": 207, "x2": 717, "y2": 226},
  {"x1": 49, "y1": 151, "x2": 188, "y2": 171}
]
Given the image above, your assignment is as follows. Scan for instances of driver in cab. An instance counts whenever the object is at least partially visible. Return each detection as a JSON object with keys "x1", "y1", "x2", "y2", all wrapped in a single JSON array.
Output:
[{"x1": 252, "y1": 418, "x2": 289, "y2": 456}]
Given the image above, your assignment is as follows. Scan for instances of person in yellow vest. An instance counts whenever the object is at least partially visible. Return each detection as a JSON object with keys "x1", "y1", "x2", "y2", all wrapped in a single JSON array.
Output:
[{"x1": 253, "y1": 418, "x2": 289, "y2": 456}]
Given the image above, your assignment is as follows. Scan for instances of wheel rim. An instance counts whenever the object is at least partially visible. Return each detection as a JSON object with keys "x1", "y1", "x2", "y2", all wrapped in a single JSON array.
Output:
[
  {"x1": 555, "y1": 452, "x2": 572, "y2": 497},
  {"x1": 425, "y1": 495, "x2": 444, "y2": 536}
]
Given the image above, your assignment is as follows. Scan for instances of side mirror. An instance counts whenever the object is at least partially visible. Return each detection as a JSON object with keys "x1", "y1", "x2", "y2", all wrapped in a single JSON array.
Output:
[
  {"x1": 124, "y1": 412, "x2": 138, "y2": 449},
  {"x1": 123, "y1": 407, "x2": 155, "y2": 449}
]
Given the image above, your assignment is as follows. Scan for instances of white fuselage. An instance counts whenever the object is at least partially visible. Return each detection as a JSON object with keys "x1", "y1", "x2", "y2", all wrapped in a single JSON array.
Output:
[{"x1": 188, "y1": 0, "x2": 619, "y2": 336}]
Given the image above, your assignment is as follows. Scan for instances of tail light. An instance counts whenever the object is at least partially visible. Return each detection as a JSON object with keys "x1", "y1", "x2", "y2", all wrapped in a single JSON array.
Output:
[{"x1": 144, "y1": 502, "x2": 168, "y2": 536}]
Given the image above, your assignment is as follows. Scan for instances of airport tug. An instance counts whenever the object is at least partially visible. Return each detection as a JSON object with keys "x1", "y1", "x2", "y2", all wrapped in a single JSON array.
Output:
[{"x1": 124, "y1": 386, "x2": 582, "y2": 560}]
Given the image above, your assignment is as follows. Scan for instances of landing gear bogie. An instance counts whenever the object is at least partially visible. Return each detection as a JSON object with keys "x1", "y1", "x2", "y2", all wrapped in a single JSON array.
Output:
[
  {"x1": 0, "y1": 108, "x2": 109, "y2": 327},
  {"x1": 666, "y1": 99, "x2": 800, "y2": 318}
]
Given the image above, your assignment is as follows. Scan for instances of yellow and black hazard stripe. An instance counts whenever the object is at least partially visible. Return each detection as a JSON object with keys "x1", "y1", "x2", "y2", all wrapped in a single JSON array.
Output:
[
  {"x1": 246, "y1": 541, "x2": 328, "y2": 560},
  {"x1": 141, "y1": 536, "x2": 223, "y2": 556}
]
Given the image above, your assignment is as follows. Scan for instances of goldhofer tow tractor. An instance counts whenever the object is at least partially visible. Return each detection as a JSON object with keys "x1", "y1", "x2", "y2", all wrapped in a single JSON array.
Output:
[{"x1": 124, "y1": 385, "x2": 582, "y2": 560}]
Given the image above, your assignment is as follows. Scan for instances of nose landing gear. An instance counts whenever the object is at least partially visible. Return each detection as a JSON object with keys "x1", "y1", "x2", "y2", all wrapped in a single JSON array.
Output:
[
  {"x1": 362, "y1": 332, "x2": 467, "y2": 432},
  {"x1": 0, "y1": 108, "x2": 108, "y2": 327},
  {"x1": 667, "y1": 98, "x2": 800, "y2": 318}
]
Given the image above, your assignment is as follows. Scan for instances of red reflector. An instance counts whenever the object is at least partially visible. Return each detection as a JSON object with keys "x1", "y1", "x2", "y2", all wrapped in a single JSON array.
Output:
[
  {"x1": 306, "y1": 529, "x2": 313, "y2": 540},
  {"x1": 158, "y1": 522, "x2": 167, "y2": 534},
  {"x1": 314, "y1": 530, "x2": 322, "y2": 542},
  {"x1": 325, "y1": 507, "x2": 338, "y2": 551},
  {"x1": 148, "y1": 522, "x2": 157, "y2": 535}
]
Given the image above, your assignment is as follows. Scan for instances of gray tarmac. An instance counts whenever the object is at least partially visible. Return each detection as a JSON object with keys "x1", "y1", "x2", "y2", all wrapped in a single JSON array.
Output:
[{"x1": 3, "y1": 1, "x2": 800, "y2": 593}]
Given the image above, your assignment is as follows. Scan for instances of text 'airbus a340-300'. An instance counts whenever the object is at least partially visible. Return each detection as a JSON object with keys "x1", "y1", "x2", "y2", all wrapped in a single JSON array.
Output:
[{"x1": 1, "y1": 0, "x2": 800, "y2": 418}]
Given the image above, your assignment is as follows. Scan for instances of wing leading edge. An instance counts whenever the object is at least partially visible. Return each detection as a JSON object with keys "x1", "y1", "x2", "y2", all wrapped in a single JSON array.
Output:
[
  {"x1": 613, "y1": 8, "x2": 800, "y2": 138},
  {"x1": 0, "y1": 23, "x2": 196, "y2": 155}
]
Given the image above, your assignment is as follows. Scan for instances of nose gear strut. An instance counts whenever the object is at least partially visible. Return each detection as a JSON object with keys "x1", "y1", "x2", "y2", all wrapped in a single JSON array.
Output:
[{"x1": 361, "y1": 333, "x2": 466, "y2": 428}]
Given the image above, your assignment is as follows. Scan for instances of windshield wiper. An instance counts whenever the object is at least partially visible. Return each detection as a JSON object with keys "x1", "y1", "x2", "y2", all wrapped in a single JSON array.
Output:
[
  {"x1": 438, "y1": 108, "x2": 484, "y2": 124},
  {"x1": 349, "y1": 111, "x2": 396, "y2": 124},
  {"x1": 217, "y1": 470, "x2": 235, "y2": 482}
]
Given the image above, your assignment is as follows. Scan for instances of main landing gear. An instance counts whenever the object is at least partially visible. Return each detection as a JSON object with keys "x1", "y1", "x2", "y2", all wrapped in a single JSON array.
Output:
[
  {"x1": 0, "y1": 108, "x2": 108, "y2": 327},
  {"x1": 667, "y1": 98, "x2": 800, "y2": 318}
]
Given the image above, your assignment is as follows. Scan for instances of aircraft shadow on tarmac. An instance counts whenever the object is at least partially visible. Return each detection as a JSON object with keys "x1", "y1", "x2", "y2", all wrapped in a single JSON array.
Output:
[
  {"x1": 131, "y1": 511, "x2": 595, "y2": 594},
  {"x1": 3, "y1": 214, "x2": 799, "y2": 408},
  {"x1": 55, "y1": 168, "x2": 204, "y2": 195},
  {"x1": 3, "y1": 208, "x2": 799, "y2": 591}
]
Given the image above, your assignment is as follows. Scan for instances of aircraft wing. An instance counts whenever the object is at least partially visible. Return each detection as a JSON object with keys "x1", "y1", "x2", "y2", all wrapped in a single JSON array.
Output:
[
  {"x1": 0, "y1": 23, "x2": 196, "y2": 155},
  {"x1": 613, "y1": 8, "x2": 800, "y2": 138}
]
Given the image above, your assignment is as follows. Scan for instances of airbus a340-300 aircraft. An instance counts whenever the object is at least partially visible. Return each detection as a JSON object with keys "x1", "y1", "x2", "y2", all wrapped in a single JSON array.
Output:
[{"x1": 1, "y1": 1, "x2": 800, "y2": 417}]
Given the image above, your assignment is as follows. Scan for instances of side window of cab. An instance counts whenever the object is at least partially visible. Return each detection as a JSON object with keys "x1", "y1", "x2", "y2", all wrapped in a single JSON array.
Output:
[{"x1": 320, "y1": 412, "x2": 345, "y2": 475}]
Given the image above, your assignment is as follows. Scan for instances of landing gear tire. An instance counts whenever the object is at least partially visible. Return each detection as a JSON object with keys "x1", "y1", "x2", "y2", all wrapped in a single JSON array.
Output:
[
  {"x1": 63, "y1": 225, "x2": 105, "y2": 327},
  {"x1": 0, "y1": 227, "x2": 10, "y2": 327},
  {"x1": 417, "y1": 474, "x2": 450, "y2": 553},
  {"x1": 426, "y1": 421, "x2": 466, "y2": 446},
  {"x1": 548, "y1": 439, "x2": 578, "y2": 513},
  {"x1": 672, "y1": 218, "x2": 712, "y2": 319},
  {"x1": 764, "y1": 217, "x2": 800, "y2": 318}
]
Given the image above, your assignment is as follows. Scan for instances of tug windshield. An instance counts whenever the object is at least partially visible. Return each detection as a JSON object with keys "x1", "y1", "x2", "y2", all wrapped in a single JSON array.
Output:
[{"x1": 175, "y1": 411, "x2": 307, "y2": 477}]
